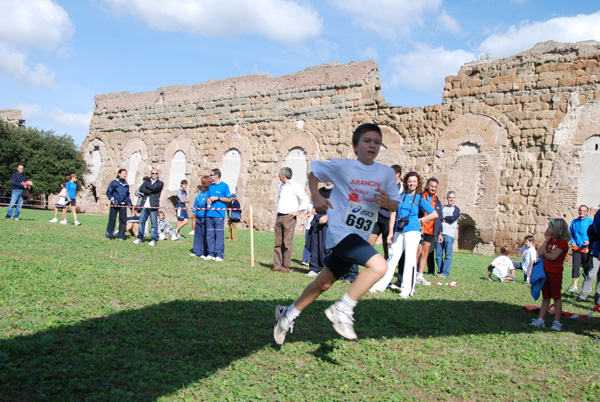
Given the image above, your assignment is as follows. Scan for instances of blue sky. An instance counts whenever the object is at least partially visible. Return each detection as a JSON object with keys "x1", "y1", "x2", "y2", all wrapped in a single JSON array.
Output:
[{"x1": 1, "y1": 0, "x2": 600, "y2": 146}]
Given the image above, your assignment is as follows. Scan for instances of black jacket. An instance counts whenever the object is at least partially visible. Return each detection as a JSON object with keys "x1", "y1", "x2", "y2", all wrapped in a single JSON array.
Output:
[{"x1": 138, "y1": 179, "x2": 164, "y2": 208}]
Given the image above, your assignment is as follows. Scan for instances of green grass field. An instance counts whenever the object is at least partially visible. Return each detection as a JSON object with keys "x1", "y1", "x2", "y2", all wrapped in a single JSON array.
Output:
[{"x1": 1, "y1": 208, "x2": 599, "y2": 401}]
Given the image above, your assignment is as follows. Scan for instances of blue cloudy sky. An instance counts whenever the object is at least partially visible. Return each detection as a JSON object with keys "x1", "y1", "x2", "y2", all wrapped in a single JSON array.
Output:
[{"x1": 1, "y1": 0, "x2": 599, "y2": 146}]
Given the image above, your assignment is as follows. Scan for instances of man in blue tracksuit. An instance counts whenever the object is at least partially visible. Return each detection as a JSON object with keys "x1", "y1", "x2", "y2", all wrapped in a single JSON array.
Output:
[
  {"x1": 206, "y1": 168, "x2": 231, "y2": 262},
  {"x1": 5, "y1": 165, "x2": 29, "y2": 220},
  {"x1": 577, "y1": 209, "x2": 600, "y2": 303},
  {"x1": 105, "y1": 168, "x2": 132, "y2": 240},
  {"x1": 569, "y1": 205, "x2": 594, "y2": 292}
]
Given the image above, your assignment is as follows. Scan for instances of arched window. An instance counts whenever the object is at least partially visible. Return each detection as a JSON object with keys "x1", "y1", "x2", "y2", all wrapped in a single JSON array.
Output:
[
  {"x1": 579, "y1": 135, "x2": 600, "y2": 206},
  {"x1": 221, "y1": 149, "x2": 241, "y2": 195},
  {"x1": 88, "y1": 146, "x2": 102, "y2": 183},
  {"x1": 285, "y1": 147, "x2": 307, "y2": 190},
  {"x1": 450, "y1": 143, "x2": 482, "y2": 206},
  {"x1": 128, "y1": 151, "x2": 142, "y2": 186},
  {"x1": 168, "y1": 150, "x2": 186, "y2": 190}
]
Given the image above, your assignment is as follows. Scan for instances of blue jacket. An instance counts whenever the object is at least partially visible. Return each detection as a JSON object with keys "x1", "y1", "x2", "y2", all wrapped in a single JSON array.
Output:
[
  {"x1": 106, "y1": 178, "x2": 132, "y2": 205},
  {"x1": 11, "y1": 172, "x2": 27, "y2": 190},
  {"x1": 592, "y1": 211, "x2": 600, "y2": 259},
  {"x1": 529, "y1": 257, "x2": 546, "y2": 301},
  {"x1": 193, "y1": 190, "x2": 209, "y2": 218},
  {"x1": 570, "y1": 216, "x2": 593, "y2": 248}
]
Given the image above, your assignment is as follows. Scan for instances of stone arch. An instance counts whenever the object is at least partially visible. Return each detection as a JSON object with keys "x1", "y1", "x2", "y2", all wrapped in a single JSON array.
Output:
[
  {"x1": 284, "y1": 147, "x2": 308, "y2": 190},
  {"x1": 436, "y1": 113, "x2": 508, "y2": 252},
  {"x1": 221, "y1": 148, "x2": 242, "y2": 195},
  {"x1": 121, "y1": 138, "x2": 149, "y2": 187},
  {"x1": 278, "y1": 128, "x2": 320, "y2": 188},
  {"x1": 214, "y1": 126, "x2": 252, "y2": 206},
  {"x1": 163, "y1": 135, "x2": 196, "y2": 192}
]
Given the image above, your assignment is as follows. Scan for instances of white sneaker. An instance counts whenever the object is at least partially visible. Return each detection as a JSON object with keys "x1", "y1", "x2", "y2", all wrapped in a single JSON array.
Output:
[
  {"x1": 306, "y1": 271, "x2": 318, "y2": 277},
  {"x1": 49, "y1": 218, "x2": 58, "y2": 223},
  {"x1": 551, "y1": 320, "x2": 563, "y2": 331},
  {"x1": 530, "y1": 317, "x2": 545, "y2": 328},
  {"x1": 389, "y1": 283, "x2": 401, "y2": 291},
  {"x1": 188, "y1": 230, "x2": 194, "y2": 235},
  {"x1": 213, "y1": 257, "x2": 223, "y2": 262},
  {"x1": 399, "y1": 293, "x2": 410, "y2": 299},
  {"x1": 190, "y1": 253, "x2": 197, "y2": 257},
  {"x1": 568, "y1": 286, "x2": 578, "y2": 293},
  {"x1": 148, "y1": 240, "x2": 156, "y2": 247},
  {"x1": 324, "y1": 304, "x2": 357, "y2": 340},
  {"x1": 59, "y1": 220, "x2": 67, "y2": 225},
  {"x1": 14, "y1": 218, "x2": 19, "y2": 221},
  {"x1": 199, "y1": 255, "x2": 208, "y2": 260},
  {"x1": 274, "y1": 305, "x2": 295, "y2": 345},
  {"x1": 171, "y1": 235, "x2": 178, "y2": 241},
  {"x1": 74, "y1": 221, "x2": 82, "y2": 226},
  {"x1": 416, "y1": 276, "x2": 431, "y2": 286},
  {"x1": 133, "y1": 239, "x2": 143, "y2": 244}
]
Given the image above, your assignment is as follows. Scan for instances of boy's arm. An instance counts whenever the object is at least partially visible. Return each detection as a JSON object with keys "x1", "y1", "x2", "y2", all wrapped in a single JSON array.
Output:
[{"x1": 309, "y1": 172, "x2": 330, "y2": 212}]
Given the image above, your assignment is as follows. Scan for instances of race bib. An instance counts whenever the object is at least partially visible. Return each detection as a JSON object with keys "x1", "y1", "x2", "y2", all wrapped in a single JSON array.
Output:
[{"x1": 343, "y1": 201, "x2": 378, "y2": 233}]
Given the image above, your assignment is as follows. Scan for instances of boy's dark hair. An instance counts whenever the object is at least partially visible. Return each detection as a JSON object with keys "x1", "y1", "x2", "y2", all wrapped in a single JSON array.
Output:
[
  {"x1": 524, "y1": 235, "x2": 534, "y2": 243},
  {"x1": 391, "y1": 164, "x2": 402, "y2": 175},
  {"x1": 196, "y1": 185, "x2": 201, "y2": 191},
  {"x1": 211, "y1": 168, "x2": 221, "y2": 178},
  {"x1": 500, "y1": 247, "x2": 508, "y2": 256},
  {"x1": 181, "y1": 179, "x2": 188, "y2": 185},
  {"x1": 352, "y1": 123, "x2": 382, "y2": 146}
]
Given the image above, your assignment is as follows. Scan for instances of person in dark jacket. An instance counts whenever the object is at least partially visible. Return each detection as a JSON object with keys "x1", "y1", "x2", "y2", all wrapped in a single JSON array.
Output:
[
  {"x1": 105, "y1": 168, "x2": 132, "y2": 240},
  {"x1": 134, "y1": 168, "x2": 164, "y2": 246},
  {"x1": 416, "y1": 178, "x2": 443, "y2": 283},
  {"x1": 5, "y1": 165, "x2": 29, "y2": 221}
]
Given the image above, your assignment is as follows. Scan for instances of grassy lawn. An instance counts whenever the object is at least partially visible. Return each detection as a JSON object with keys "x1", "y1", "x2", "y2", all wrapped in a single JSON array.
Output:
[{"x1": 1, "y1": 208, "x2": 599, "y2": 401}]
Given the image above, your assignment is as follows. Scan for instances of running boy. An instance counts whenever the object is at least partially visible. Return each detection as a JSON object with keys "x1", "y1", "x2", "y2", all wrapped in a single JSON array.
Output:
[
  {"x1": 175, "y1": 179, "x2": 190, "y2": 238},
  {"x1": 273, "y1": 123, "x2": 401, "y2": 344}
]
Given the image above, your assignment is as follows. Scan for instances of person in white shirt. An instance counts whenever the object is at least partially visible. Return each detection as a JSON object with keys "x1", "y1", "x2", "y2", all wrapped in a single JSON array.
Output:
[
  {"x1": 272, "y1": 167, "x2": 309, "y2": 273},
  {"x1": 487, "y1": 247, "x2": 516, "y2": 282},
  {"x1": 512, "y1": 235, "x2": 537, "y2": 283}
]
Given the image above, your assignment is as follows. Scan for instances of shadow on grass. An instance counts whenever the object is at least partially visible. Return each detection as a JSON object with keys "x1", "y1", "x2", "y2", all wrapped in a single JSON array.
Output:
[{"x1": 1, "y1": 298, "x2": 597, "y2": 400}]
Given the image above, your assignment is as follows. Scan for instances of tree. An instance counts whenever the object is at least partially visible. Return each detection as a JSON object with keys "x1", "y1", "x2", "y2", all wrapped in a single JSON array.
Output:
[{"x1": 0, "y1": 121, "x2": 89, "y2": 204}]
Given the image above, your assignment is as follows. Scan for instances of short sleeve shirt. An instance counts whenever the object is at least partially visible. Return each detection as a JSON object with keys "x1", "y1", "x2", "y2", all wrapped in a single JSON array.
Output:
[{"x1": 543, "y1": 239, "x2": 569, "y2": 273}]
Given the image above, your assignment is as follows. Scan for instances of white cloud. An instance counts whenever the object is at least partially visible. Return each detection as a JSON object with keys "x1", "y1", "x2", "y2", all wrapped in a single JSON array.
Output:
[
  {"x1": 315, "y1": 39, "x2": 339, "y2": 61},
  {"x1": 479, "y1": 11, "x2": 600, "y2": 57},
  {"x1": 0, "y1": 45, "x2": 55, "y2": 88},
  {"x1": 436, "y1": 10, "x2": 461, "y2": 36},
  {"x1": 0, "y1": 0, "x2": 74, "y2": 49},
  {"x1": 388, "y1": 45, "x2": 474, "y2": 93},
  {"x1": 15, "y1": 103, "x2": 92, "y2": 129},
  {"x1": 330, "y1": 0, "x2": 442, "y2": 38},
  {"x1": 359, "y1": 47, "x2": 379, "y2": 61},
  {"x1": 102, "y1": 0, "x2": 322, "y2": 45}
]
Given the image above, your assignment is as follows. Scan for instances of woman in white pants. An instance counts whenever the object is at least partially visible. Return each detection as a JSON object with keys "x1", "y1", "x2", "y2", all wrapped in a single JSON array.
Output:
[{"x1": 370, "y1": 172, "x2": 438, "y2": 297}]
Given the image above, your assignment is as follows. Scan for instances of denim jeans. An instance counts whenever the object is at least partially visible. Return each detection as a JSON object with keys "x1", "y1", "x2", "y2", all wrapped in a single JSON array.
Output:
[
  {"x1": 206, "y1": 217, "x2": 225, "y2": 258},
  {"x1": 137, "y1": 207, "x2": 158, "y2": 241},
  {"x1": 5, "y1": 189, "x2": 24, "y2": 219},
  {"x1": 192, "y1": 217, "x2": 207, "y2": 257},
  {"x1": 436, "y1": 234, "x2": 455, "y2": 277}
]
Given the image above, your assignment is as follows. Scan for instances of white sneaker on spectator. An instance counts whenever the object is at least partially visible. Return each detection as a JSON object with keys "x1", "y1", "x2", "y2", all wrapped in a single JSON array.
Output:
[
  {"x1": 74, "y1": 221, "x2": 82, "y2": 226},
  {"x1": 325, "y1": 304, "x2": 357, "y2": 340},
  {"x1": 530, "y1": 317, "x2": 545, "y2": 328},
  {"x1": 199, "y1": 255, "x2": 208, "y2": 260},
  {"x1": 188, "y1": 230, "x2": 194, "y2": 235},
  {"x1": 14, "y1": 218, "x2": 19, "y2": 221},
  {"x1": 306, "y1": 271, "x2": 318, "y2": 277},
  {"x1": 148, "y1": 240, "x2": 156, "y2": 247},
  {"x1": 416, "y1": 276, "x2": 431, "y2": 286},
  {"x1": 49, "y1": 218, "x2": 58, "y2": 223},
  {"x1": 214, "y1": 257, "x2": 223, "y2": 262},
  {"x1": 389, "y1": 283, "x2": 401, "y2": 291},
  {"x1": 568, "y1": 286, "x2": 578, "y2": 293},
  {"x1": 171, "y1": 235, "x2": 178, "y2": 241},
  {"x1": 59, "y1": 220, "x2": 67, "y2": 225},
  {"x1": 551, "y1": 320, "x2": 563, "y2": 331},
  {"x1": 133, "y1": 239, "x2": 143, "y2": 244}
]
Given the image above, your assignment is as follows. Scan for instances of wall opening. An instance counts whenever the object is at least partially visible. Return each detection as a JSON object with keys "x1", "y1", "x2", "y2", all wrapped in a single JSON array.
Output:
[
  {"x1": 168, "y1": 150, "x2": 186, "y2": 191},
  {"x1": 457, "y1": 214, "x2": 482, "y2": 251},
  {"x1": 88, "y1": 146, "x2": 102, "y2": 183},
  {"x1": 128, "y1": 151, "x2": 142, "y2": 186},
  {"x1": 221, "y1": 148, "x2": 242, "y2": 195},
  {"x1": 285, "y1": 147, "x2": 307, "y2": 190},
  {"x1": 579, "y1": 135, "x2": 600, "y2": 207}
]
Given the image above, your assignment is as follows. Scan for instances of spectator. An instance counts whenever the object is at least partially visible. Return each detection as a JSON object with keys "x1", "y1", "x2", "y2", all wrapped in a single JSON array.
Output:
[
  {"x1": 105, "y1": 169, "x2": 132, "y2": 239},
  {"x1": 368, "y1": 165, "x2": 402, "y2": 260},
  {"x1": 228, "y1": 194, "x2": 241, "y2": 241},
  {"x1": 5, "y1": 165, "x2": 29, "y2": 221},
  {"x1": 569, "y1": 205, "x2": 593, "y2": 293},
  {"x1": 577, "y1": 209, "x2": 600, "y2": 303},
  {"x1": 370, "y1": 171, "x2": 438, "y2": 297},
  {"x1": 134, "y1": 168, "x2": 164, "y2": 247},
  {"x1": 530, "y1": 218, "x2": 571, "y2": 331},
  {"x1": 157, "y1": 211, "x2": 178, "y2": 241},
  {"x1": 301, "y1": 198, "x2": 315, "y2": 266},
  {"x1": 416, "y1": 178, "x2": 443, "y2": 284},
  {"x1": 487, "y1": 247, "x2": 516, "y2": 282},
  {"x1": 188, "y1": 184, "x2": 201, "y2": 235},
  {"x1": 60, "y1": 174, "x2": 81, "y2": 226},
  {"x1": 191, "y1": 175, "x2": 211, "y2": 259},
  {"x1": 272, "y1": 167, "x2": 309, "y2": 273},
  {"x1": 175, "y1": 179, "x2": 190, "y2": 239},
  {"x1": 436, "y1": 191, "x2": 460, "y2": 278},
  {"x1": 49, "y1": 181, "x2": 67, "y2": 223},
  {"x1": 306, "y1": 183, "x2": 333, "y2": 277},
  {"x1": 126, "y1": 207, "x2": 142, "y2": 237},
  {"x1": 206, "y1": 168, "x2": 231, "y2": 262},
  {"x1": 512, "y1": 235, "x2": 537, "y2": 283}
]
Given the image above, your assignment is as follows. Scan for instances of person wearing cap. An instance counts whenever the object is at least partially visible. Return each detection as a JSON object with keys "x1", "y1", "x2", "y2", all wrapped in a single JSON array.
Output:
[{"x1": 228, "y1": 193, "x2": 241, "y2": 241}]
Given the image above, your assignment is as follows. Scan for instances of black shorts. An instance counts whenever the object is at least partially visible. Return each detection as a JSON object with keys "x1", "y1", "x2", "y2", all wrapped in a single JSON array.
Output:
[
  {"x1": 325, "y1": 234, "x2": 379, "y2": 280},
  {"x1": 371, "y1": 214, "x2": 390, "y2": 237},
  {"x1": 65, "y1": 199, "x2": 76, "y2": 207},
  {"x1": 422, "y1": 233, "x2": 435, "y2": 244}
]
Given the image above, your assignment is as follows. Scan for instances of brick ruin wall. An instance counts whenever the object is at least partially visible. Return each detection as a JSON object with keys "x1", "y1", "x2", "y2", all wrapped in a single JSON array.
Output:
[
  {"x1": 81, "y1": 40, "x2": 600, "y2": 255},
  {"x1": 0, "y1": 109, "x2": 24, "y2": 126}
]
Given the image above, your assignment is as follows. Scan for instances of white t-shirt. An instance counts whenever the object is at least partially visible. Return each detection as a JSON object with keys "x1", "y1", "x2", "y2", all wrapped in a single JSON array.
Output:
[
  {"x1": 519, "y1": 246, "x2": 537, "y2": 275},
  {"x1": 310, "y1": 159, "x2": 401, "y2": 249},
  {"x1": 491, "y1": 255, "x2": 513, "y2": 279}
]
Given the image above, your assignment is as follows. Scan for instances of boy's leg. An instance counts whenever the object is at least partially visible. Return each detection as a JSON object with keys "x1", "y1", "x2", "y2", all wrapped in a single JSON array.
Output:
[
  {"x1": 347, "y1": 253, "x2": 387, "y2": 300},
  {"x1": 61, "y1": 205, "x2": 68, "y2": 221},
  {"x1": 539, "y1": 298, "x2": 550, "y2": 319}
]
